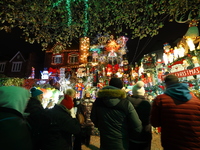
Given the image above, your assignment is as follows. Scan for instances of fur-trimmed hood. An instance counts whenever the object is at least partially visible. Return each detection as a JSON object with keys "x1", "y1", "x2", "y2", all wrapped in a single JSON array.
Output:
[{"x1": 97, "y1": 86, "x2": 127, "y2": 107}]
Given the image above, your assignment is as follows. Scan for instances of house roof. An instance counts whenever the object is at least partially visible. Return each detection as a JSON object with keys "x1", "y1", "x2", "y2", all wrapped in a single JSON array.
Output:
[
  {"x1": 46, "y1": 42, "x2": 79, "y2": 53},
  {"x1": 9, "y1": 51, "x2": 26, "y2": 62}
]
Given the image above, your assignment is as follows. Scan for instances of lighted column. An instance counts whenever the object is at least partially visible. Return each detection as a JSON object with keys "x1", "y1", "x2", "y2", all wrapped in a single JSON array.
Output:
[{"x1": 79, "y1": 37, "x2": 90, "y2": 64}]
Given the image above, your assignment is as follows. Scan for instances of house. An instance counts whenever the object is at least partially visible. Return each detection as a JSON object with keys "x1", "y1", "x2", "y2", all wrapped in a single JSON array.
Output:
[
  {"x1": 0, "y1": 51, "x2": 27, "y2": 77},
  {"x1": 44, "y1": 42, "x2": 81, "y2": 76}
]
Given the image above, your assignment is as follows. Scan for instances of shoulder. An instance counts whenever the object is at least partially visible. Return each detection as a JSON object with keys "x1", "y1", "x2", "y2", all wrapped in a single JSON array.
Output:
[
  {"x1": 98, "y1": 87, "x2": 126, "y2": 99},
  {"x1": 115, "y1": 99, "x2": 135, "y2": 114}
]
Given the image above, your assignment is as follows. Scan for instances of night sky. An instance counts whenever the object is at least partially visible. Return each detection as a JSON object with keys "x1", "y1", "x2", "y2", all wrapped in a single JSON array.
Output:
[{"x1": 0, "y1": 21, "x2": 189, "y2": 65}]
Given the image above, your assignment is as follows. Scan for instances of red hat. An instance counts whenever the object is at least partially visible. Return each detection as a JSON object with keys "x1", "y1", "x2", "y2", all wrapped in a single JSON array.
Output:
[{"x1": 60, "y1": 94, "x2": 74, "y2": 110}]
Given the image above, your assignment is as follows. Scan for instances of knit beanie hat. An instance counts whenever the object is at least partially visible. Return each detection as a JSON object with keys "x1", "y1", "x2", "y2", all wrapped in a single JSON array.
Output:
[
  {"x1": 132, "y1": 81, "x2": 145, "y2": 96},
  {"x1": 109, "y1": 77, "x2": 123, "y2": 89},
  {"x1": 30, "y1": 87, "x2": 43, "y2": 98}
]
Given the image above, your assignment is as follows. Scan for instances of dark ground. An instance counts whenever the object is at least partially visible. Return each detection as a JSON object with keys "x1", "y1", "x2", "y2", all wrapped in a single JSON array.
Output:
[{"x1": 82, "y1": 132, "x2": 163, "y2": 150}]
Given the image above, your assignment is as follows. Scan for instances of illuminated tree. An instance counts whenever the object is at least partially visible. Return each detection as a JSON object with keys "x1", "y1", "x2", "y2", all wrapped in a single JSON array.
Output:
[{"x1": 0, "y1": 0, "x2": 199, "y2": 50}]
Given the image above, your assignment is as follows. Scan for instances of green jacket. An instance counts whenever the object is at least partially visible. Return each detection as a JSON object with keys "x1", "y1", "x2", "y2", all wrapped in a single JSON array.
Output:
[{"x1": 91, "y1": 86, "x2": 142, "y2": 150}]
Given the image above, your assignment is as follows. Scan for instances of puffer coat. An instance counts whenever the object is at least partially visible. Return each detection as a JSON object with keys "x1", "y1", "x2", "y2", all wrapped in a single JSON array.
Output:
[
  {"x1": 151, "y1": 83, "x2": 200, "y2": 150},
  {"x1": 91, "y1": 86, "x2": 142, "y2": 150}
]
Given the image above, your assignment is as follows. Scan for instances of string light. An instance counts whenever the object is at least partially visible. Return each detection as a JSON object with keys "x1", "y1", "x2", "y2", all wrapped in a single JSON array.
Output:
[{"x1": 83, "y1": 0, "x2": 89, "y2": 36}]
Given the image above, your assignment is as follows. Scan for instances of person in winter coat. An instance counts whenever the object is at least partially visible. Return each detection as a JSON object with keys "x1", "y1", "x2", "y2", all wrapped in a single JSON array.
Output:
[
  {"x1": 91, "y1": 77, "x2": 142, "y2": 150},
  {"x1": 127, "y1": 81, "x2": 152, "y2": 150},
  {"x1": 42, "y1": 97, "x2": 81, "y2": 150},
  {"x1": 0, "y1": 86, "x2": 33, "y2": 150},
  {"x1": 25, "y1": 87, "x2": 44, "y2": 114},
  {"x1": 62, "y1": 88, "x2": 76, "y2": 110},
  {"x1": 78, "y1": 92, "x2": 95, "y2": 146},
  {"x1": 25, "y1": 87, "x2": 48, "y2": 150},
  {"x1": 151, "y1": 75, "x2": 200, "y2": 150},
  {"x1": 62, "y1": 88, "x2": 76, "y2": 118}
]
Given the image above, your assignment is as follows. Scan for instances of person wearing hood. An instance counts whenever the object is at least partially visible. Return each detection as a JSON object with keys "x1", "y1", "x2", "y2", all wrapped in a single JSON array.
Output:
[
  {"x1": 0, "y1": 86, "x2": 33, "y2": 150},
  {"x1": 151, "y1": 75, "x2": 200, "y2": 149},
  {"x1": 127, "y1": 81, "x2": 152, "y2": 150},
  {"x1": 91, "y1": 77, "x2": 142, "y2": 150}
]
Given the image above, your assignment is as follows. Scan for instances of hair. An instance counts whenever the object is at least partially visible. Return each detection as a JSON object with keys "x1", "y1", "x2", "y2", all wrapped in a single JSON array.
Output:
[
  {"x1": 164, "y1": 75, "x2": 179, "y2": 86},
  {"x1": 65, "y1": 88, "x2": 76, "y2": 97}
]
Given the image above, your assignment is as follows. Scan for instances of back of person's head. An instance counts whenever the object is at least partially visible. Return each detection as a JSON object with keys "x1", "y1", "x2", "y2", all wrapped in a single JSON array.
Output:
[
  {"x1": 109, "y1": 77, "x2": 123, "y2": 89},
  {"x1": 164, "y1": 75, "x2": 179, "y2": 87},
  {"x1": 64, "y1": 88, "x2": 76, "y2": 97},
  {"x1": 0, "y1": 86, "x2": 30, "y2": 114},
  {"x1": 132, "y1": 81, "x2": 145, "y2": 96}
]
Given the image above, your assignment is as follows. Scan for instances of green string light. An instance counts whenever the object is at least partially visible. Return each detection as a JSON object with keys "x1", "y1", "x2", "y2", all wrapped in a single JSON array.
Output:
[
  {"x1": 53, "y1": 0, "x2": 72, "y2": 27},
  {"x1": 52, "y1": 0, "x2": 89, "y2": 35},
  {"x1": 66, "y1": 0, "x2": 72, "y2": 27},
  {"x1": 83, "y1": 0, "x2": 88, "y2": 36},
  {"x1": 52, "y1": 0, "x2": 64, "y2": 7}
]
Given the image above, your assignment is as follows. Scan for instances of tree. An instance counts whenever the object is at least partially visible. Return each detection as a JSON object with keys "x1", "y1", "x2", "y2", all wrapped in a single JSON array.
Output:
[{"x1": 0, "y1": 0, "x2": 199, "y2": 50}]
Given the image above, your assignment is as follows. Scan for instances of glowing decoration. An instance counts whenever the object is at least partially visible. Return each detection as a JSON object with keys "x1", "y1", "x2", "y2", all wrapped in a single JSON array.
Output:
[
  {"x1": 186, "y1": 37, "x2": 195, "y2": 51},
  {"x1": 79, "y1": 37, "x2": 90, "y2": 64},
  {"x1": 76, "y1": 68, "x2": 86, "y2": 77},
  {"x1": 51, "y1": 88, "x2": 61, "y2": 104},
  {"x1": 104, "y1": 36, "x2": 121, "y2": 52},
  {"x1": 83, "y1": 0, "x2": 89, "y2": 36},
  {"x1": 59, "y1": 68, "x2": 65, "y2": 78},
  {"x1": 138, "y1": 63, "x2": 144, "y2": 77},
  {"x1": 40, "y1": 68, "x2": 52, "y2": 79},
  {"x1": 66, "y1": 0, "x2": 72, "y2": 27},
  {"x1": 116, "y1": 36, "x2": 129, "y2": 55},
  {"x1": 75, "y1": 78, "x2": 84, "y2": 99},
  {"x1": 163, "y1": 43, "x2": 174, "y2": 65},
  {"x1": 174, "y1": 45, "x2": 185, "y2": 60},
  {"x1": 97, "y1": 35, "x2": 110, "y2": 48},
  {"x1": 182, "y1": 59, "x2": 194, "y2": 80},
  {"x1": 192, "y1": 56, "x2": 200, "y2": 67},
  {"x1": 97, "y1": 79, "x2": 105, "y2": 90},
  {"x1": 90, "y1": 45, "x2": 101, "y2": 62},
  {"x1": 53, "y1": 0, "x2": 72, "y2": 27},
  {"x1": 29, "y1": 67, "x2": 35, "y2": 79}
]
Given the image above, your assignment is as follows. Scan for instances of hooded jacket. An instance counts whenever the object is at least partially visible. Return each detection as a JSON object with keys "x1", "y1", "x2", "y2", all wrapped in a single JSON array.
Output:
[
  {"x1": 151, "y1": 83, "x2": 200, "y2": 149},
  {"x1": 91, "y1": 86, "x2": 142, "y2": 150},
  {"x1": 0, "y1": 86, "x2": 33, "y2": 150}
]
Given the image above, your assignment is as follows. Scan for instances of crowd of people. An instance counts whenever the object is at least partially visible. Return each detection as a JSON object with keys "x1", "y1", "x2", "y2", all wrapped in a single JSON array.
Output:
[{"x1": 0, "y1": 75, "x2": 200, "y2": 150}]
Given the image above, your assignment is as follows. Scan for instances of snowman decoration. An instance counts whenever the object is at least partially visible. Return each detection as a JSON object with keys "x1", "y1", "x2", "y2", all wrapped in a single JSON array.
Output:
[{"x1": 40, "y1": 68, "x2": 52, "y2": 80}]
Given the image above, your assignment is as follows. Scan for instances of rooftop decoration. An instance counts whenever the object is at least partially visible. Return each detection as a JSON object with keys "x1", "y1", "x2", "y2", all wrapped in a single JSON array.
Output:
[{"x1": 0, "y1": 0, "x2": 199, "y2": 50}]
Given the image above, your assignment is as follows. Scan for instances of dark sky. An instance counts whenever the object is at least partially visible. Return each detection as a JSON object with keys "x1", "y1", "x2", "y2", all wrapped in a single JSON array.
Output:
[
  {"x1": 0, "y1": 21, "x2": 190, "y2": 64},
  {"x1": 127, "y1": 21, "x2": 189, "y2": 64}
]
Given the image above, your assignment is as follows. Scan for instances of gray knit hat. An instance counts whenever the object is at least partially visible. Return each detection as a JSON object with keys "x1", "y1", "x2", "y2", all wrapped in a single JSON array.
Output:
[{"x1": 132, "y1": 81, "x2": 145, "y2": 96}]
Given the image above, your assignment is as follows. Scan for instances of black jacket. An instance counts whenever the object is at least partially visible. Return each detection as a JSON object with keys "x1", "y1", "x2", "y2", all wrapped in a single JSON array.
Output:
[
  {"x1": 0, "y1": 107, "x2": 33, "y2": 150},
  {"x1": 127, "y1": 95, "x2": 152, "y2": 142},
  {"x1": 41, "y1": 104, "x2": 81, "y2": 150},
  {"x1": 91, "y1": 86, "x2": 142, "y2": 150}
]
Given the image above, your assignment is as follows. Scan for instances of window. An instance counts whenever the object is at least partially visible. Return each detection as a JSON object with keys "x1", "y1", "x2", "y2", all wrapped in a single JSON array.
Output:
[
  {"x1": 52, "y1": 54, "x2": 63, "y2": 64},
  {"x1": 11, "y1": 61, "x2": 22, "y2": 72},
  {"x1": 68, "y1": 53, "x2": 79, "y2": 64},
  {"x1": 0, "y1": 62, "x2": 6, "y2": 72}
]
